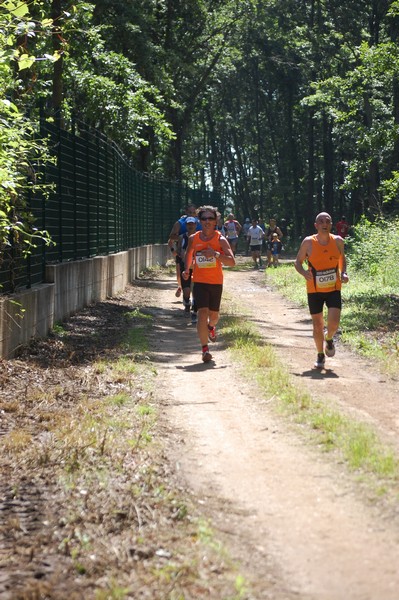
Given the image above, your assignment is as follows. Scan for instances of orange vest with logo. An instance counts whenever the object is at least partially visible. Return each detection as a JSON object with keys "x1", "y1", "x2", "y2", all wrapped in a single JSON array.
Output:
[
  {"x1": 191, "y1": 231, "x2": 224, "y2": 284},
  {"x1": 306, "y1": 234, "x2": 342, "y2": 294}
]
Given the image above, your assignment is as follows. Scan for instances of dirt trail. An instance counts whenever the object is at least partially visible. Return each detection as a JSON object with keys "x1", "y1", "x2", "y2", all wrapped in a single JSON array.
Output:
[{"x1": 145, "y1": 265, "x2": 399, "y2": 600}]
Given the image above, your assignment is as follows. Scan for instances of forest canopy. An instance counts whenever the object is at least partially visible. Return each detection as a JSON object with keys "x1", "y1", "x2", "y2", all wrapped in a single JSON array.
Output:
[{"x1": 2, "y1": 0, "x2": 399, "y2": 238}]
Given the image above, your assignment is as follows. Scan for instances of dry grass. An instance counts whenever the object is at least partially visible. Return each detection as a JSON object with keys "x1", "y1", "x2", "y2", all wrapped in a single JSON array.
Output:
[{"x1": 0, "y1": 287, "x2": 250, "y2": 600}]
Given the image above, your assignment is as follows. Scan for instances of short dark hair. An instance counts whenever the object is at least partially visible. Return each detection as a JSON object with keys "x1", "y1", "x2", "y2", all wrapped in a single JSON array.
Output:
[{"x1": 197, "y1": 205, "x2": 218, "y2": 220}]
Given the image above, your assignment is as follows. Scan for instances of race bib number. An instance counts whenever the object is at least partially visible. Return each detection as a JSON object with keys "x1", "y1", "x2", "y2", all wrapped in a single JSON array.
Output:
[
  {"x1": 196, "y1": 253, "x2": 217, "y2": 268},
  {"x1": 315, "y1": 268, "x2": 337, "y2": 289},
  {"x1": 250, "y1": 233, "x2": 262, "y2": 244},
  {"x1": 226, "y1": 224, "x2": 237, "y2": 238}
]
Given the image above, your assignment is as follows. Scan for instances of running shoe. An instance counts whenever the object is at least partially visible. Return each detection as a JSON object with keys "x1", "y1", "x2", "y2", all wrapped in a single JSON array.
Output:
[
  {"x1": 314, "y1": 353, "x2": 326, "y2": 369},
  {"x1": 208, "y1": 325, "x2": 217, "y2": 342},
  {"x1": 324, "y1": 336, "x2": 335, "y2": 357},
  {"x1": 202, "y1": 350, "x2": 213, "y2": 362},
  {"x1": 191, "y1": 312, "x2": 197, "y2": 324},
  {"x1": 183, "y1": 299, "x2": 191, "y2": 313},
  {"x1": 175, "y1": 287, "x2": 182, "y2": 297}
]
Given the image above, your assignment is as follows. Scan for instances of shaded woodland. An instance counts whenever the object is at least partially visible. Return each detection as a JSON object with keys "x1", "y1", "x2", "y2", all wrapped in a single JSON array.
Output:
[{"x1": 3, "y1": 0, "x2": 399, "y2": 239}]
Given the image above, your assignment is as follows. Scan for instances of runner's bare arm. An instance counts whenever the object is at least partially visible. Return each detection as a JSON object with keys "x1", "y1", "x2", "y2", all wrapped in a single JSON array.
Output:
[
  {"x1": 294, "y1": 238, "x2": 313, "y2": 281},
  {"x1": 168, "y1": 237, "x2": 178, "y2": 255},
  {"x1": 182, "y1": 237, "x2": 194, "y2": 279},
  {"x1": 168, "y1": 221, "x2": 181, "y2": 241},
  {"x1": 202, "y1": 237, "x2": 235, "y2": 266}
]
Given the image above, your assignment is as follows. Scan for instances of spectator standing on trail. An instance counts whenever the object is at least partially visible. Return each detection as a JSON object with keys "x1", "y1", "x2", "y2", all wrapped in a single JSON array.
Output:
[
  {"x1": 176, "y1": 217, "x2": 198, "y2": 322},
  {"x1": 223, "y1": 214, "x2": 242, "y2": 256},
  {"x1": 295, "y1": 211, "x2": 349, "y2": 370},
  {"x1": 335, "y1": 215, "x2": 351, "y2": 238},
  {"x1": 168, "y1": 204, "x2": 200, "y2": 298},
  {"x1": 247, "y1": 219, "x2": 264, "y2": 269},
  {"x1": 183, "y1": 205, "x2": 235, "y2": 363},
  {"x1": 270, "y1": 233, "x2": 282, "y2": 267},
  {"x1": 242, "y1": 218, "x2": 251, "y2": 255},
  {"x1": 266, "y1": 218, "x2": 283, "y2": 267}
]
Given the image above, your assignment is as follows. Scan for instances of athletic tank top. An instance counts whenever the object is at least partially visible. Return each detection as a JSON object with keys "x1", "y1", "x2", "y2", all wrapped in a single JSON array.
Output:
[
  {"x1": 306, "y1": 234, "x2": 342, "y2": 293},
  {"x1": 224, "y1": 220, "x2": 239, "y2": 239},
  {"x1": 266, "y1": 226, "x2": 278, "y2": 240},
  {"x1": 191, "y1": 231, "x2": 224, "y2": 284}
]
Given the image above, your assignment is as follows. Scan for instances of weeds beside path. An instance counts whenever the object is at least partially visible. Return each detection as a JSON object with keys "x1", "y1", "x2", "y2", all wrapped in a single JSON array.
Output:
[
  {"x1": 1, "y1": 265, "x2": 399, "y2": 599},
  {"x1": 0, "y1": 279, "x2": 247, "y2": 600}
]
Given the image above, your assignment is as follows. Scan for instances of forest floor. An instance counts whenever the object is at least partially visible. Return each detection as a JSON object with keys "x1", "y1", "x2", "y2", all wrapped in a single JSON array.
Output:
[{"x1": 1, "y1": 257, "x2": 399, "y2": 599}]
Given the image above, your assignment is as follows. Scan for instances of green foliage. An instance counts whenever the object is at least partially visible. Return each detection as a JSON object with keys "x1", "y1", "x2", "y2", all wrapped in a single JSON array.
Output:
[
  {"x1": 5, "y1": 0, "x2": 399, "y2": 255},
  {"x1": 0, "y1": 1, "x2": 56, "y2": 270},
  {"x1": 61, "y1": 3, "x2": 174, "y2": 154},
  {"x1": 347, "y1": 216, "x2": 399, "y2": 282}
]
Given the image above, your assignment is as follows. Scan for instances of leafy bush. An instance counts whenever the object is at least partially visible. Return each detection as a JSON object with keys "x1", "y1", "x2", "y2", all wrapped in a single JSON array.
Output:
[
  {"x1": 0, "y1": 1, "x2": 54, "y2": 267},
  {"x1": 347, "y1": 217, "x2": 399, "y2": 286}
]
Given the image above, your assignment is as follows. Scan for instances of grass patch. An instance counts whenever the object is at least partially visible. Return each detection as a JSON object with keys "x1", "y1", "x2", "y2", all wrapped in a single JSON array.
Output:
[
  {"x1": 1, "y1": 291, "x2": 251, "y2": 599},
  {"x1": 265, "y1": 264, "x2": 399, "y2": 375},
  {"x1": 52, "y1": 322, "x2": 68, "y2": 337},
  {"x1": 221, "y1": 299, "x2": 399, "y2": 495},
  {"x1": 1, "y1": 430, "x2": 33, "y2": 452},
  {"x1": 93, "y1": 308, "x2": 154, "y2": 380},
  {"x1": 228, "y1": 259, "x2": 256, "y2": 272}
]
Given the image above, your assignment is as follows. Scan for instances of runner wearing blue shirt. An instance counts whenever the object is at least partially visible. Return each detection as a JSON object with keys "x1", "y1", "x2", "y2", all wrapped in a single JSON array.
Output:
[{"x1": 168, "y1": 204, "x2": 201, "y2": 297}]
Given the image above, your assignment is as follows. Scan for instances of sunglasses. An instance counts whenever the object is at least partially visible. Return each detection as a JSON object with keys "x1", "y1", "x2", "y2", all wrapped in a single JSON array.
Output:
[{"x1": 200, "y1": 216, "x2": 216, "y2": 221}]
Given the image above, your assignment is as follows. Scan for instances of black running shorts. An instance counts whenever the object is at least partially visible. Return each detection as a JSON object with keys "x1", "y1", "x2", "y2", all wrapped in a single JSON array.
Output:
[
  {"x1": 181, "y1": 269, "x2": 193, "y2": 290},
  {"x1": 307, "y1": 290, "x2": 342, "y2": 315},
  {"x1": 193, "y1": 282, "x2": 223, "y2": 311}
]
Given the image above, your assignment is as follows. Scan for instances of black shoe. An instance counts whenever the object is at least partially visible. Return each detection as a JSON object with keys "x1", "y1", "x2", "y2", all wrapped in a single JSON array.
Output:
[
  {"x1": 314, "y1": 353, "x2": 326, "y2": 369},
  {"x1": 324, "y1": 337, "x2": 335, "y2": 357}
]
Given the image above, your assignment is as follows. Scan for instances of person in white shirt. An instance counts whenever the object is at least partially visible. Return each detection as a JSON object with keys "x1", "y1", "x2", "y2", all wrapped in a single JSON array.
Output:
[{"x1": 247, "y1": 219, "x2": 264, "y2": 269}]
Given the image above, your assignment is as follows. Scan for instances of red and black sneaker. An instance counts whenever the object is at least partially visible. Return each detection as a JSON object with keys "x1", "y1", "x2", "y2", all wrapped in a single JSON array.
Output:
[
  {"x1": 202, "y1": 350, "x2": 213, "y2": 362},
  {"x1": 202, "y1": 344, "x2": 212, "y2": 362},
  {"x1": 208, "y1": 325, "x2": 216, "y2": 342}
]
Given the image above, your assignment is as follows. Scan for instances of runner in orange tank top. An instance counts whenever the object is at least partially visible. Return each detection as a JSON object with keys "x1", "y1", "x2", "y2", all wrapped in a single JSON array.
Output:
[
  {"x1": 295, "y1": 212, "x2": 349, "y2": 369},
  {"x1": 182, "y1": 205, "x2": 235, "y2": 363}
]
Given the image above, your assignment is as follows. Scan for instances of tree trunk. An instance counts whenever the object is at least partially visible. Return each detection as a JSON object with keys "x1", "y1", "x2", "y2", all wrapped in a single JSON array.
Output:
[
  {"x1": 363, "y1": 93, "x2": 380, "y2": 213},
  {"x1": 51, "y1": 0, "x2": 63, "y2": 123},
  {"x1": 305, "y1": 109, "x2": 315, "y2": 233},
  {"x1": 322, "y1": 113, "x2": 334, "y2": 215}
]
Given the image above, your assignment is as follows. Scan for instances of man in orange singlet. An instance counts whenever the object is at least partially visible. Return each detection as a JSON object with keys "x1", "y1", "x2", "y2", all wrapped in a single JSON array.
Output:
[
  {"x1": 182, "y1": 205, "x2": 235, "y2": 363},
  {"x1": 295, "y1": 212, "x2": 349, "y2": 369}
]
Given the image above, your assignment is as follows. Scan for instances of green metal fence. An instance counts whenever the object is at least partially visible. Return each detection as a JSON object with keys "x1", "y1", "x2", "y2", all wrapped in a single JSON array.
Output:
[{"x1": 0, "y1": 115, "x2": 222, "y2": 294}]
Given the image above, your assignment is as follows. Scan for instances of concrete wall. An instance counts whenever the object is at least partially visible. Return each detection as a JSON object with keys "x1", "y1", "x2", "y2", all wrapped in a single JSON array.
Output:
[{"x1": 0, "y1": 244, "x2": 168, "y2": 358}]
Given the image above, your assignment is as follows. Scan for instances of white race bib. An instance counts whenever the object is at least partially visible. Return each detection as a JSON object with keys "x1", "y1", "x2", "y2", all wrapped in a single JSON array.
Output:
[
  {"x1": 196, "y1": 253, "x2": 217, "y2": 268},
  {"x1": 315, "y1": 268, "x2": 337, "y2": 289}
]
